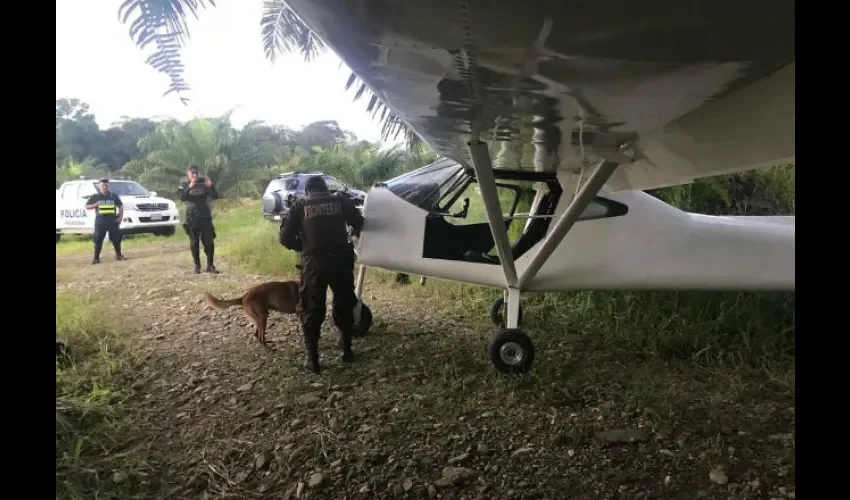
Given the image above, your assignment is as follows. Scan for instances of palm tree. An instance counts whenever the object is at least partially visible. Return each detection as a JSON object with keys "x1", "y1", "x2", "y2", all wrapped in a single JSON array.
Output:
[
  {"x1": 55, "y1": 157, "x2": 110, "y2": 188},
  {"x1": 121, "y1": 113, "x2": 287, "y2": 196},
  {"x1": 117, "y1": 0, "x2": 420, "y2": 149}
]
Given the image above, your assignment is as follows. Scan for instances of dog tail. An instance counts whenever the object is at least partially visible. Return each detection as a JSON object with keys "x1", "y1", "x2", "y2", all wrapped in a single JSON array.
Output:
[{"x1": 203, "y1": 292, "x2": 244, "y2": 310}]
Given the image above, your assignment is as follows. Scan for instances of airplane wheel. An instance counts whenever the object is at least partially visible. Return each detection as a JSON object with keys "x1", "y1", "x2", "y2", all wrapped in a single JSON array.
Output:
[
  {"x1": 488, "y1": 328, "x2": 535, "y2": 374},
  {"x1": 488, "y1": 296, "x2": 524, "y2": 328},
  {"x1": 353, "y1": 302, "x2": 373, "y2": 337}
]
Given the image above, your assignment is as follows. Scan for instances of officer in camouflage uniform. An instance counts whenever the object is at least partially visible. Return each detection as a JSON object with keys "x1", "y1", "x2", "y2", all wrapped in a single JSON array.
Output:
[
  {"x1": 279, "y1": 176, "x2": 364, "y2": 374},
  {"x1": 85, "y1": 179, "x2": 125, "y2": 264}
]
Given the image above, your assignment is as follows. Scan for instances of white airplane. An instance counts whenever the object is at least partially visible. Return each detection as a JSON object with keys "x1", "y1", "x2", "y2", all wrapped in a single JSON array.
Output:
[{"x1": 284, "y1": 0, "x2": 795, "y2": 374}]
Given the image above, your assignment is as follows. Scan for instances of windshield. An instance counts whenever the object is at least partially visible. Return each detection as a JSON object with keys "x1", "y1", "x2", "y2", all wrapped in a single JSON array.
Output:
[
  {"x1": 384, "y1": 158, "x2": 465, "y2": 211},
  {"x1": 104, "y1": 181, "x2": 150, "y2": 196}
]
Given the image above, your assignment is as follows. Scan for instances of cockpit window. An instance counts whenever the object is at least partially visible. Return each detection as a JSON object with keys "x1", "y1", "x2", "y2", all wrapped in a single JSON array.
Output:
[{"x1": 384, "y1": 158, "x2": 465, "y2": 211}]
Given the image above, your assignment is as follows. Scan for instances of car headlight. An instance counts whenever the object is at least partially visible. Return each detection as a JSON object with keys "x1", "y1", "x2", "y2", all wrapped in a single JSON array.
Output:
[{"x1": 124, "y1": 202, "x2": 137, "y2": 210}]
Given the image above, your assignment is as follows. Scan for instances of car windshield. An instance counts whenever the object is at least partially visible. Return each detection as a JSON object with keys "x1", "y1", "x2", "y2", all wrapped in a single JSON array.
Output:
[{"x1": 104, "y1": 181, "x2": 150, "y2": 196}]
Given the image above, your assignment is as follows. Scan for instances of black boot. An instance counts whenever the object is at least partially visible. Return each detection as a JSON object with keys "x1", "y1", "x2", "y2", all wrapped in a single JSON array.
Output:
[
  {"x1": 303, "y1": 352, "x2": 321, "y2": 374},
  {"x1": 191, "y1": 247, "x2": 201, "y2": 274},
  {"x1": 113, "y1": 239, "x2": 124, "y2": 260},
  {"x1": 204, "y1": 246, "x2": 218, "y2": 274},
  {"x1": 303, "y1": 332, "x2": 321, "y2": 374},
  {"x1": 339, "y1": 331, "x2": 354, "y2": 362},
  {"x1": 91, "y1": 256, "x2": 100, "y2": 265}
]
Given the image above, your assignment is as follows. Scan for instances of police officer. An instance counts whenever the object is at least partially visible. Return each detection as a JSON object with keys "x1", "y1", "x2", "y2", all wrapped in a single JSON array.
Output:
[
  {"x1": 279, "y1": 176, "x2": 364, "y2": 374},
  {"x1": 85, "y1": 179, "x2": 125, "y2": 264},
  {"x1": 178, "y1": 165, "x2": 220, "y2": 274}
]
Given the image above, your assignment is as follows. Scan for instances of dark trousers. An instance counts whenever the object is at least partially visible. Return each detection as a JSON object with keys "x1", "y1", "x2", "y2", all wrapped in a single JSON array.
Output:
[
  {"x1": 188, "y1": 217, "x2": 215, "y2": 266},
  {"x1": 93, "y1": 218, "x2": 122, "y2": 258},
  {"x1": 299, "y1": 246, "x2": 358, "y2": 361}
]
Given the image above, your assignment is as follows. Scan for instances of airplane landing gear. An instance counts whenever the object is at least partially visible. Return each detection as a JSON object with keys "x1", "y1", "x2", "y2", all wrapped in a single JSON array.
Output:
[
  {"x1": 353, "y1": 264, "x2": 373, "y2": 337},
  {"x1": 353, "y1": 300, "x2": 372, "y2": 337},
  {"x1": 488, "y1": 328, "x2": 535, "y2": 374},
  {"x1": 488, "y1": 296, "x2": 524, "y2": 328},
  {"x1": 467, "y1": 139, "x2": 626, "y2": 375}
]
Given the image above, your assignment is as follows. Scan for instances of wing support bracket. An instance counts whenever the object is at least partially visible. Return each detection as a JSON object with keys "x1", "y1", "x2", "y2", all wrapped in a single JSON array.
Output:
[{"x1": 517, "y1": 158, "x2": 620, "y2": 289}]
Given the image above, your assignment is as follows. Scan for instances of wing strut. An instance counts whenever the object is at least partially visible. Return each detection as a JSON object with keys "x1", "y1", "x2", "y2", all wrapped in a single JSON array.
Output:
[
  {"x1": 468, "y1": 141, "x2": 519, "y2": 288},
  {"x1": 517, "y1": 159, "x2": 620, "y2": 289}
]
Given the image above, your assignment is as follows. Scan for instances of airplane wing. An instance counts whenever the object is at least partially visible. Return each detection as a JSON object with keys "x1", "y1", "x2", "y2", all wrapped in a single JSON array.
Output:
[{"x1": 283, "y1": 0, "x2": 794, "y2": 192}]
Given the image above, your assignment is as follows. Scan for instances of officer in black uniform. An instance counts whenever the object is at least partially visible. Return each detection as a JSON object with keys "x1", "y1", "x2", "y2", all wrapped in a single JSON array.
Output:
[
  {"x1": 85, "y1": 179, "x2": 125, "y2": 264},
  {"x1": 279, "y1": 176, "x2": 364, "y2": 374},
  {"x1": 178, "y1": 165, "x2": 220, "y2": 274}
]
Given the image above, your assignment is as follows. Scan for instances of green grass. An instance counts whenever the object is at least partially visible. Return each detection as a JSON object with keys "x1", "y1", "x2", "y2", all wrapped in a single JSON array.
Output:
[
  {"x1": 56, "y1": 293, "x2": 145, "y2": 499},
  {"x1": 56, "y1": 233, "x2": 162, "y2": 257},
  {"x1": 212, "y1": 198, "x2": 300, "y2": 276}
]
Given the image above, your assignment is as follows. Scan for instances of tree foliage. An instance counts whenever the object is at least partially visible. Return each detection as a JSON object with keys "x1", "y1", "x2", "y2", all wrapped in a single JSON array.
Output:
[{"x1": 55, "y1": 98, "x2": 437, "y2": 198}]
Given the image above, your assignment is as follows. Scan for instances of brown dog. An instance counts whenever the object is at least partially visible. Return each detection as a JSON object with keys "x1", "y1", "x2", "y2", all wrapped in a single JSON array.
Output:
[{"x1": 203, "y1": 281, "x2": 300, "y2": 348}]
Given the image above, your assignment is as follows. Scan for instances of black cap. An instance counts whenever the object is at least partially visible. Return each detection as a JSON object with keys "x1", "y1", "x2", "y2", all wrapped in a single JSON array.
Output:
[
  {"x1": 304, "y1": 176, "x2": 329, "y2": 193},
  {"x1": 99, "y1": 178, "x2": 109, "y2": 184}
]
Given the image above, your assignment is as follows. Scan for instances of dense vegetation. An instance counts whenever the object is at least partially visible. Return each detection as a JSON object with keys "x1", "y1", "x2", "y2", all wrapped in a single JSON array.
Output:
[{"x1": 56, "y1": 98, "x2": 437, "y2": 197}]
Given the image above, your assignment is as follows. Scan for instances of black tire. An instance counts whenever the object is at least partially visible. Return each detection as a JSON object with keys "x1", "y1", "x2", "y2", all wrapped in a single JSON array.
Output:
[
  {"x1": 487, "y1": 328, "x2": 535, "y2": 374},
  {"x1": 488, "y1": 296, "x2": 524, "y2": 328},
  {"x1": 353, "y1": 302, "x2": 373, "y2": 337},
  {"x1": 56, "y1": 233, "x2": 62, "y2": 244}
]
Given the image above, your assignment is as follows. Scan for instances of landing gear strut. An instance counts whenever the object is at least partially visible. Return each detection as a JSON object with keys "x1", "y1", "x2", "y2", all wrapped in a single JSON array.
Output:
[
  {"x1": 353, "y1": 264, "x2": 373, "y2": 337},
  {"x1": 467, "y1": 137, "x2": 628, "y2": 374},
  {"x1": 486, "y1": 287, "x2": 534, "y2": 374},
  {"x1": 488, "y1": 295, "x2": 524, "y2": 328}
]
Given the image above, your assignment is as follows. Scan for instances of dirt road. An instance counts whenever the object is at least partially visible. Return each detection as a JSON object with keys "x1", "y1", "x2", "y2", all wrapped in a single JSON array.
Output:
[{"x1": 56, "y1": 242, "x2": 795, "y2": 500}]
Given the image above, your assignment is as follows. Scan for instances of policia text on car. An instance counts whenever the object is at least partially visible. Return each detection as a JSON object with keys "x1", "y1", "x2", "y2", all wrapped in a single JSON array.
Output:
[
  {"x1": 85, "y1": 179, "x2": 125, "y2": 265},
  {"x1": 178, "y1": 165, "x2": 220, "y2": 274},
  {"x1": 279, "y1": 176, "x2": 365, "y2": 374}
]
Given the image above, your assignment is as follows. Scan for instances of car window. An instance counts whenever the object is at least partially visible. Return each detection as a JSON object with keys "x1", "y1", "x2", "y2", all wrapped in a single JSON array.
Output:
[
  {"x1": 59, "y1": 184, "x2": 76, "y2": 200},
  {"x1": 265, "y1": 178, "x2": 299, "y2": 195},
  {"x1": 78, "y1": 183, "x2": 97, "y2": 198},
  {"x1": 324, "y1": 177, "x2": 345, "y2": 191}
]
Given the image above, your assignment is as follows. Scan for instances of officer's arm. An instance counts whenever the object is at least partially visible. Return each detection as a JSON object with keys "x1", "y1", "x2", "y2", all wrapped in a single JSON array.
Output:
[
  {"x1": 114, "y1": 195, "x2": 124, "y2": 220},
  {"x1": 280, "y1": 203, "x2": 303, "y2": 250},
  {"x1": 84, "y1": 196, "x2": 99, "y2": 210},
  {"x1": 208, "y1": 183, "x2": 221, "y2": 200},
  {"x1": 343, "y1": 199, "x2": 365, "y2": 237}
]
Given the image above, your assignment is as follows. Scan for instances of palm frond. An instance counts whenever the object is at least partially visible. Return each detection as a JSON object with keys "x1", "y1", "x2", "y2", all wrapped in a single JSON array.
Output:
[
  {"x1": 118, "y1": 0, "x2": 216, "y2": 103},
  {"x1": 119, "y1": 0, "x2": 425, "y2": 152},
  {"x1": 343, "y1": 72, "x2": 422, "y2": 151},
  {"x1": 259, "y1": 1, "x2": 421, "y2": 151},
  {"x1": 260, "y1": 0, "x2": 325, "y2": 62}
]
